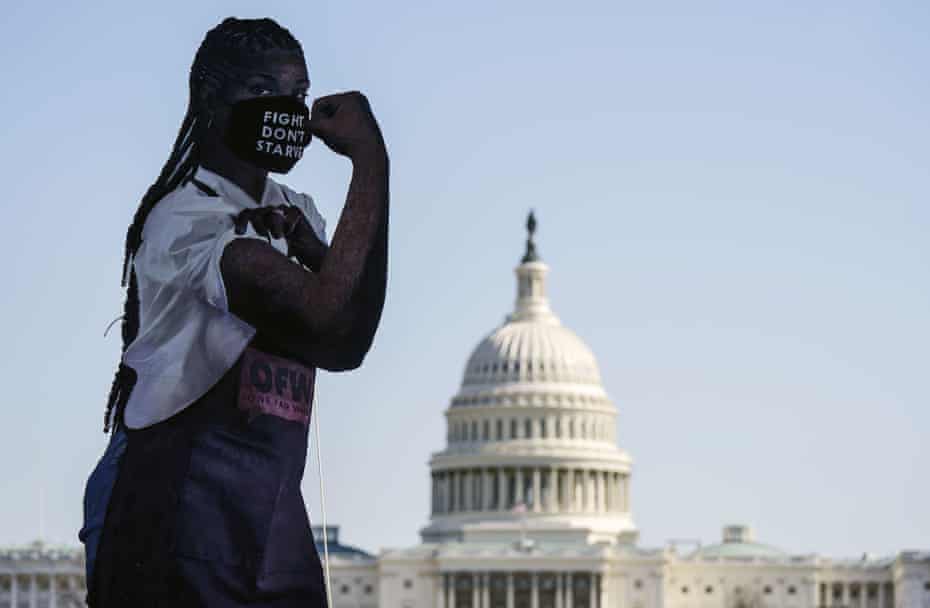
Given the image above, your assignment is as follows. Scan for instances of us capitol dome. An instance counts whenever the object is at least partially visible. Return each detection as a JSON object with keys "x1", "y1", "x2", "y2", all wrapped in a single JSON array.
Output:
[{"x1": 420, "y1": 210, "x2": 637, "y2": 545}]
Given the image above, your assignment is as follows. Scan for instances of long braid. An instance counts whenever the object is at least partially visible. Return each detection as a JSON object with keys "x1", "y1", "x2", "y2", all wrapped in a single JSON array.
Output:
[{"x1": 102, "y1": 17, "x2": 305, "y2": 432}]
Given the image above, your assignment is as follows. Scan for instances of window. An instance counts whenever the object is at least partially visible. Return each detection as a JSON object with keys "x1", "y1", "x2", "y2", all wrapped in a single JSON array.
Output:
[
  {"x1": 555, "y1": 418, "x2": 561, "y2": 438},
  {"x1": 541, "y1": 419, "x2": 547, "y2": 438},
  {"x1": 681, "y1": 586, "x2": 689, "y2": 594},
  {"x1": 764, "y1": 586, "x2": 772, "y2": 595},
  {"x1": 364, "y1": 584, "x2": 373, "y2": 595},
  {"x1": 341, "y1": 585, "x2": 350, "y2": 595},
  {"x1": 404, "y1": 579, "x2": 413, "y2": 589},
  {"x1": 705, "y1": 586, "x2": 713, "y2": 594},
  {"x1": 524, "y1": 418, "x2": 532, "y2": 438},
  {"x1": 511, "y1": 419, "x2": 518, "y2": 439},
  {"x1": 634, "y1": 580, "x2": 643, "y2": 590},
  {"x1": 483, "y1": 420, "x2": 489, "y2": 440},
  {"x1": 471, "y1": 421, "x2": 477, "y2": 441},
  {"x1": 788, "y1": 586, "x2": 797, "y2": 595},
  {"x1": 496, "y1": 419, "x2": 503, "y2": 440}
]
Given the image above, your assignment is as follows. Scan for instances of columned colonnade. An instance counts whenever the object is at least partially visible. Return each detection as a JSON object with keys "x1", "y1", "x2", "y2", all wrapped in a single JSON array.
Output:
[
  {"x1": 436, "y1": 571, "x2": 607, "y2": 608},
  {"x1": 817, "y1": 580, "x2": 895, "y2": 608},
  {"x1": 431, "y1": 467, "x2": 629, "y2": 515},
  {"x1": 0, "y1": 572, "x2": 85, "y2": 608}
]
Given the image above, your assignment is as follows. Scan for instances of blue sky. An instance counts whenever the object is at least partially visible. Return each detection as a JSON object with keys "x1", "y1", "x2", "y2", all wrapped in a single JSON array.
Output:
[{"x1": 0, "y1": 1, "x2": 927, "y2": 557}]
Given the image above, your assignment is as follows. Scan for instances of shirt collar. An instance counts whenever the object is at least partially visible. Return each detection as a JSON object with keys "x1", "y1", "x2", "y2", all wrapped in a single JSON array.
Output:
[{"x1": 191, "y1": 165, "x2": 289, "y2": 208}]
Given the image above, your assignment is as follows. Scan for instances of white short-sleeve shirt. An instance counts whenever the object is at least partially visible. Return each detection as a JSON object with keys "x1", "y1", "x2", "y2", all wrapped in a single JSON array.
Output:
[{"x1": 119, "y1": 166, "x2": 328, "y2": 430}]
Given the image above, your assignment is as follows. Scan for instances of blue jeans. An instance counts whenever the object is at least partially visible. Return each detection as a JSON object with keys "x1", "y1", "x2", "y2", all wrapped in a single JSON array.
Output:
[{"x1": 78, "y1": 423, "x2": 128, "y2": 585}]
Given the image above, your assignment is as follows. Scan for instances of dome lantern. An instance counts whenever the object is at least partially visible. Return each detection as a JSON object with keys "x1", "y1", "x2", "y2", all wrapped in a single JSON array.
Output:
[{"x1": 508, "y1": 210, "x2": 558, "y2": 325}]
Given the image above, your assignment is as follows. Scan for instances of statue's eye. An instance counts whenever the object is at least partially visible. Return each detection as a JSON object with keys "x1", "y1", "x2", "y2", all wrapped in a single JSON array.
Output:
[{"x1": 249, "y1": 85, "x2": 273, "y2": 96}]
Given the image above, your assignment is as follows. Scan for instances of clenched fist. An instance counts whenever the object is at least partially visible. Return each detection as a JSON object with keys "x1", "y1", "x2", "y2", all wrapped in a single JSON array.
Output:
[{"x1": 306, "y1": 91, "x2": 386, "y2": 162}]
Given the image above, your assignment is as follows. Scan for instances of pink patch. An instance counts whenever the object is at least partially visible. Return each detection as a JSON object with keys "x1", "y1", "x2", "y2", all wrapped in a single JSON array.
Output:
[{"x1": 238, "y1": 347, "x2": 316, "y2": 425}]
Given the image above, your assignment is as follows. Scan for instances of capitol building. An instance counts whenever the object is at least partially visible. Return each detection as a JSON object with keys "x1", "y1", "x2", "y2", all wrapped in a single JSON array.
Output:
[{"x1": 1, "y1": 214, "x2": 927, "y2": 608}]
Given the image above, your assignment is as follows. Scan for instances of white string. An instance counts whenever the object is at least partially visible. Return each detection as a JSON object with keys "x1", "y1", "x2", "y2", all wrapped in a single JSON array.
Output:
[
  {"x1": 312, "y1": 379, "x2": 333, "y2": 608},
  {"x1": 103, "y1": 314, "x2": 124, "y2": 338}
]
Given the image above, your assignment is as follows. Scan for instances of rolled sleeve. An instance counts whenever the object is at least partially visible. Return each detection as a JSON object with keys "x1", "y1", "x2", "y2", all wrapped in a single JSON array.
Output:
[
  {"x1": 202, "y1": 224, "x2": 266, "y2": 312},
  {"x1": 140, "y1": 205, "x2": 266, "y2": 313}
]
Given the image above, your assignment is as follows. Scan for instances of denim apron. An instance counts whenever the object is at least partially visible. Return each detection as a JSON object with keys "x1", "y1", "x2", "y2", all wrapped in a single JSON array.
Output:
[{"x1": 88, "y1": 335, "x2": 327, "y2": 608}]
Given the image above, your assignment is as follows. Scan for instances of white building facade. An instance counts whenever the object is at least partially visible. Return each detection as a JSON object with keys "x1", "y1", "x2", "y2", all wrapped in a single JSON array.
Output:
[{"x1": 2, "y1": 215, "x2": 927, "y2": 608}]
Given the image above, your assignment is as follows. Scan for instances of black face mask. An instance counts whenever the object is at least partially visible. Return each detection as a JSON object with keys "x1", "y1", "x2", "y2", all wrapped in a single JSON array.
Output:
[{"x1": 224, "y1": 95, "x2": 311, "y2": 174}]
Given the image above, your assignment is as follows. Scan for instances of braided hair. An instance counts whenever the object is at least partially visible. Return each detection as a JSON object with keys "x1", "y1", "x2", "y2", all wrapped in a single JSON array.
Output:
[{"x1": 102, "y1": 17, "x2": 305, "y2": 433}]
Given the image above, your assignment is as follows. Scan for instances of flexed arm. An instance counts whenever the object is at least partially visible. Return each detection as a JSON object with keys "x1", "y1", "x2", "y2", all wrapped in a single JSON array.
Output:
[{"x1": 221, "y1": 92, "x2": 389, "y2": 371}]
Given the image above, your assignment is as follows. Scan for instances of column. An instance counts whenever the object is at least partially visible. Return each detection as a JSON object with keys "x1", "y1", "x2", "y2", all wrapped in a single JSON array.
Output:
[
  {"x1": 589, "y1": 470, "x2": 597, "y2": 512},
  {"x1": 566, "y1": 573, "x2": 574, "y2": 608},
  {"x1": 599, "y1": 573, "x2": 608, "y2": 608},
  {"x1": 441, "y1": 472, "x2": 447, "y2": 514},
  {"x1": 590, "y1": 472, "x2": 597, "y2": 512},
  {"x1": 31, "y1": 574, "x2": 38, "y2": 608},
  {"x1": 460, "y1": 471, "x2": 467, "y2": 512},
  {"x1": 449, "y1": 573, "x2": 457, "y2": 608},
  {"x1": 473, "y1": 573, "x2": 480, "y2": 608},
  {"x1": 50, "y1": 573, "x2": 58, "y2": 608},
  {"x1": 11, "y1": 575, "x2": 17, "y2": 608},
  {"x1": 878, "y1": 582, "x2": 886, "y2": 608},
  {"x1": 475, "y1": 470, "x2": 482, "y2": 511},
  {"x1": 549, "y1": 467, "x2": 559, "y2": 511},
  {"x1": 431, "y1": 473, "x2": 437, "y2": 514},
  {"x1": 532, "y1": 468, "x2": 541, "y2": 512},
  {"x1": 507, "y1": 573, "x2": 515, "y2": 608},
  {"x1": 515, "y1": 468, "x2": 524, "y2": 506},
  {"x1": 569, "y1": 470, "x2": 578, "y2": 512},
  {"x1": 498, "y1": 468, "x2": 508, "y2": 511},
  {"x1": 603, "y1": 472, "x2": 611, "y2": 512},
  {"x1": 611, "y1": 474, "x2": 619, "y2": 512},
  {"x1": 531, "y1": 572, "x2": 539, "y2": 608},
  {"x1": 447, "y1": 471, "x2": 455, "y2": 513},
  {"x1": 598, "y1": 472, "x2": 607, "y2": 512},
  {"x1": 439, "y1": 473, "x2": 446, "y2": 514},
  {"x1": 464, "y1": 470, "x2": 473, "y2": 512},
  {"x1": 623, "y1": 475, "x2": 630, "y2": 511},
  {"x1": 604, "y1": 471, "x2": 614, "y2": 513},
  {"x1": 438, "y1": 473, "x2": 444, "y2": 514},
  {"x1": 588, "y1": 573, "x2": 596, "y2": 608},
  {"x1": 591, "y1": 472, "x2": 598, "y2": 513},
  {"x1": 482, "y1": 573, "x2": 491, "y2": 608},
  {"x1": 580, "y1": 469, "x2": 589, "y2": 512},
  {"x1": 436, "y1": 574, "x2": 446, "y2": 608},
  {"x1": 842, "y1": 582, "x2": 849, "y2": 608},
  {"x1": 559, "y1": 470, "x2": 568, "y2": 511},
  {"x1": 614, "y1": 474, "x2": 621, "y2": 512},
  {"x1": 555, "y1": 573, "x2": 563, "y2": 608}
]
